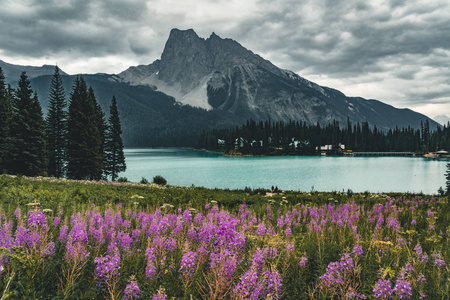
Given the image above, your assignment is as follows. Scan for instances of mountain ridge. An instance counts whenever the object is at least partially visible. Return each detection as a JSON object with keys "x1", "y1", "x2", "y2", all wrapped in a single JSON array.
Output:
[
  {"x1": 118, "y1": 28, "x2": 440, "y2": 131},
  {"x1": 0, "y1": 59, "x2": 68, "y2": 84}
]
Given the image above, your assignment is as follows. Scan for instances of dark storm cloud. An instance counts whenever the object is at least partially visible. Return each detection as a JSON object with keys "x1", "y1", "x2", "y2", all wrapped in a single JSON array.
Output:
[
  {"x1": 0, "y1": 0, "x2": 150, "y2": 58},
  {"x1": 235, "y1": 0, "x2": 450, "y2": 77},
  {"x1": 222, "y1": 0, "x2": 450, "y2": 115}
]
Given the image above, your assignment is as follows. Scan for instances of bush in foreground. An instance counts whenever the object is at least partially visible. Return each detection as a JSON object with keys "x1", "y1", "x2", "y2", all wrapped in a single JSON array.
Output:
[{"x1": 153, "y1": 175, "x2": 167, "y2": 185}]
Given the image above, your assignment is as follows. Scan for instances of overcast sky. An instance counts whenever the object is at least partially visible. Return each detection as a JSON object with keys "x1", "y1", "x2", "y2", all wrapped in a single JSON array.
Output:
[{"x1": 1, "y1": 0, "x2": 449, "y2": 118}]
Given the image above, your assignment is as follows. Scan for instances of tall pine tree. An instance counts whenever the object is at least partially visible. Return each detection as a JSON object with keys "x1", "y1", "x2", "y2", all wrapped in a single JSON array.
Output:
[
  {"x1": 9, "y1": 72, "x2": 47, "y2": 176},
  {"x1": 45, "y1": 66, "x2": 67, "y2": 178},
  {"x1": 104, "y1": 96, "x2": 126, "y2": 181},
  {"x1": 66, "y1": 77, "x2": 106, "y2": 180},
  {"x1": 87, "y1": 86, "x2": 106, "y2": 180},
  {"x1": 0, "y1": 67, "x2": 12, "y2": 173}
]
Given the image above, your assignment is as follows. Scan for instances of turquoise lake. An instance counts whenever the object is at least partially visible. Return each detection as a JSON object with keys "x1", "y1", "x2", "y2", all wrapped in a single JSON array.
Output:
[{"x1": 122, "y1": 148, "x2": 447, "y2": 194}]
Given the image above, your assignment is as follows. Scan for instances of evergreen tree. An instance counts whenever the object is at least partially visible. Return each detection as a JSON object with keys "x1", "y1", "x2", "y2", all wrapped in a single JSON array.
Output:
[
  {"x1": 66, "y1": 77, "x2": 106, "y2": 180},
  {"x1": 45, "y1": 66, "x2": 67, "y2": 177},
  {"x1": 9, "y1": 72, "x2": 47, "y2": 175},
  {"x1": 87, "y1": 86, "x2": 106, "y2": 180},
  {"x1": 104, "y1": 96, "x2": 126, "y2": 181},
  {"x1": 66, "y1": 76, "x2": 90, "y2": 179},
  {"x1": 0, "y1": 67, "x2": 12, "y2": 172}
]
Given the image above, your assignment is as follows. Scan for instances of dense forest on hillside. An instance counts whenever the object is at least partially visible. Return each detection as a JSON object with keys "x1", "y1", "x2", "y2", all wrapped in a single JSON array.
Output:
[
  {"x1": 198, "y1": 118, "x2": 448, "y2": 155},
  {"x1": 0, "y1": 67, "x2": 126, "y2": 180},
  {"x1": 29, "y1": 73, "x2": 243, "y2": 147}
]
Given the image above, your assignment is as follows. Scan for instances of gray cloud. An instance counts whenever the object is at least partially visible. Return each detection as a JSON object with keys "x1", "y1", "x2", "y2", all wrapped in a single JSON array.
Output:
[{"x1": 0, "y1": 0, "x2": 449, "y2": 117}]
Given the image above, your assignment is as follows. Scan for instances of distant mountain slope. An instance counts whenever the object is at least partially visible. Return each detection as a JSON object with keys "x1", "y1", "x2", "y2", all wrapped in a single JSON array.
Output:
[
  {"x1": 0, "y1": 60, "x2": 67, "y2": 85},
  {"x1": 434, "y1": 115, "x2": 450, "y2": 126},
  {"x1": 119, "y1": 28, "x2": 440, "y2": 131},
  {"x1": 30, "y1": 74, "x2": 236, "y2": 147}
]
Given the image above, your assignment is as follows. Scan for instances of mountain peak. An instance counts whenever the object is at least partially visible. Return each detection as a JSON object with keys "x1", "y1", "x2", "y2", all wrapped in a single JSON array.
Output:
[
  {"x1": 209, "y1": 32, "x2": 220, "y2": 39},
  {"x1": 118, "y1": 29, "x2": 440, "y2": 131},
  {"x1": 168, "y1": 28, "x2": 201, "y2": 41}
]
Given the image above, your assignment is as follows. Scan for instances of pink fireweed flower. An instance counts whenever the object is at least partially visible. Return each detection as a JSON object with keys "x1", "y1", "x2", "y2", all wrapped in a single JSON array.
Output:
[
  {"x1": 435, "y1": 258, "x2": 446, "y2": 268},
  {"x1": 298, "y1": 257, "x2": 308, "y2": 267},
  {"x1": 263, "y1": 247, "x2": 278, "y2": 259},
  {"x1": 393, "y1": 279, "x2": 412, "y2": 299},
  {"x1": 152, "y1": 287, "x2": 167, "y2": 300},
  {"x1": 124, "y1": 280, "x2": 140, "y2": 299},
  {"x1": 285, "y1": 243, "x2": 294, "y2": 252},
  {"x1": 52, "y1": 216, "x2": 61, "y2": 228},
  {"x1": 65, "y1": 240, "x2": 90, "y2": 262},
  {"x1": 94, "y1": 254, "x2": 121, "y2": 282},
  {"x1": 251, "y1": 248, "x2": 265, "y2": 271},
  {"x1": 352, "y1": 244, "x2": 363, "y2": 258},
  {"x1": 145, "y1": 247, "x2": 157, "y2": 281},
  {"x1": 209, "y1": 249, "x2": 238, "y2": 279},
  {"x1": 42, "y1": 241, "x2": 55, "y2": 256},
  {"x1": 284, "y1": 227, "x2": 292, "y2": 238},
  {"x1": 179, "y1": 251, "x2": 198, "y2": 279},
  {"x1": 256, "y1": 223, "x2": 266, "y2": 237},
  {"x1": 233, "y1": 268, "x2": 258, "y2": 298},
  {"x1": 27, "y1": 210, "x2": 47, "y2": 229},
  {"x1": 373, "y1": 279, "x2": 392, "y2": 299},
  {"x1": 59, "y1": 225, "x2": 69, "y2": 243}
]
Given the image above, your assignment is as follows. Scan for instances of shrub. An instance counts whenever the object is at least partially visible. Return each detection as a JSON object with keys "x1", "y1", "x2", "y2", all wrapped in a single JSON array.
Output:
[
  {"x1": 153, "y1": 175, "x2": 167, "y2": 185},
  {"x1": 140, "y1": 177, "x2": 149, "y2": 184},
  {"x1": 117, "y1": 177, "x2": 128, "y2": 183}
]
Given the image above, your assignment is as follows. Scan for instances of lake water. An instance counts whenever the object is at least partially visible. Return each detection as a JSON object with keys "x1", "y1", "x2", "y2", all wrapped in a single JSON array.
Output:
[{"x1": 122, "y1": 148, "x2": 448, "y2": 194}]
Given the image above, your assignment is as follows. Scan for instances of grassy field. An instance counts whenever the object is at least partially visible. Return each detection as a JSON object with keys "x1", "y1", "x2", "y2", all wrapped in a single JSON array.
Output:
[{"x1": 0, "y1": 175, "x2": 449, "y2": 299}]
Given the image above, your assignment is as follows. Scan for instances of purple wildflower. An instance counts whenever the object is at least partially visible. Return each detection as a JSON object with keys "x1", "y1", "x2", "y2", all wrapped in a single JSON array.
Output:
[
  {"x1": 42, "y1": 242, "x2": 55, "y2": 256},
  {"x1": 285, "y1": 243, "x2": 294, "y2": 252},
  {"x1": 152, "y1": 287, "x2": 167, "y2": 300},
  {"x1": 94, "y1": 254, "x2": 121, "y2": 282},
  {"x1": 373, "y1": 279, "x2": 392, "y2": 299},
  {"x1": 256, "y1": 223, "x2": 266, "y2": 237},
  {"x1": 179, "y1": 251, "x2": 198, "y2": 279},
  {"x1": 417, "y1": 274, "x2": 427, "y2": 283},
  {"x1": 233, "y1": 268, "x2": 258, "y2": 298},
  {"x1": 284, "y1": 227, "x2": 292, "y2": 238},
  {"x1": 65, "y1": 240, "x2": 90, "y2": 262},
  {"x1": 251, "y1": 249, "x2": 265, "y2": 271},
  {"x1": 27, "y1": 211, "x2": 47, "y2": 229},
  {"x1": 53, "y1": 216, "x2": 61, "y2": 228},
  {"x1": 124, "y1": 280, "x2": 140, "y2": 299},
  {"x1": 262, "y1": 270, "x2": 282, "y2": 298},
  {"x1": 435, "y1": 258, "x2": 446, "y2": 268},
  {"x1": 14, "y1": 208, "x2": 21, "y2": 220},
  {"x1": 298, "y1": 257, "x2": 308, "y2": 267},
  {"x1": 263, "y1": 247, "x2": 278, "y2": 259},
  {"x1": 352, "y1": 244, "x2": 363, "y2": 257},
  {"x1": 145, "y1": 247, "x2": 157, "y2": 281},
  {"x1": 393, "y1": 279, "x2": 412, "y2": 299}
]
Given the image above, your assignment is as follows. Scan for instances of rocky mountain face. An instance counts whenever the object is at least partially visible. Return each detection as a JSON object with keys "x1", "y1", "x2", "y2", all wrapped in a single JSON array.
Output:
[{"x1": 118, "y1": 28, "x2": 440, "y2": 131}]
